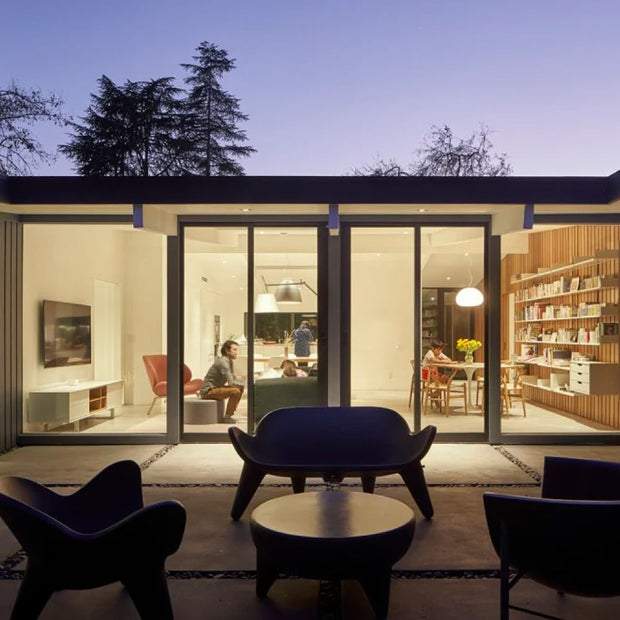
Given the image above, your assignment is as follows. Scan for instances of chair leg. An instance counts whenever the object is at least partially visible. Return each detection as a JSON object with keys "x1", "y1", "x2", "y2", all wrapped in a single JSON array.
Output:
[
  {"x1": 146, "y1": 395, "x2": 162, "y2": 416},
  {"x1": 361, "y1": 474, "x2": 376, "y2": 493},
  {"x1": 500, "y1": 522, "x2": 510, "y2": 620},
  {"x1": 230, "y1": 462, "x2": 266, "y2": 520},
  {"x1": 358, "y1": 566, "x2": 392, "y2": 619},
  {"x1": 521, "y1": 395, "x2": 527, "y2": 417},
  {"x1": 400, "y1": 462, "x2": 434, "y2": 519},
  {"x1": 291, "y1": 475, "x2": 306, "y2": 492},
  {"x1": 408, "y1": 374, "x2": 414, "y2": 409},
  {"x1": 10, "y1": 566, "x2": 53, "y2": 620},
  {"x1": 124, "y1": 564, "x2": 173, "y2": 620}
]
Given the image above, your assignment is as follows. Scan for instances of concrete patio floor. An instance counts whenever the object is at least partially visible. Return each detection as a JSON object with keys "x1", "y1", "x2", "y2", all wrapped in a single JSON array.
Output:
[{"x1": 0, "y1": 442, "x2": 619, "y2": 619}]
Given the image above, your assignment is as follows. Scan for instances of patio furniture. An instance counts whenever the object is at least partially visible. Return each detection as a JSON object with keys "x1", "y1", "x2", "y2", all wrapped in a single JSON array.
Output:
[
  {"x1": 484, "y1": 456, "x2": 620, "y2": 619},
  {"x1": 228, "y1": 406, "x2": 436, "y2": 520},
  {"x1": 250, "y1": 491, "x2": 415, "y2": 619},
  {"x1": 0, "y1": 460, "x2": 186, "y2": 620}
]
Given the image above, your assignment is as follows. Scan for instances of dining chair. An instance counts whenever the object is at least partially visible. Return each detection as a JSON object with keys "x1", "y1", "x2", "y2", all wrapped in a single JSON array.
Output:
[
  {"x1": 408, "y1": 359, "x2": 415, "y2": 409},
  {"x1": 502, "y1": 364, "x2": 526, "y2": 417},
  {"x1": 423, "y1": 370, "x2": 467, "y2": 417}
]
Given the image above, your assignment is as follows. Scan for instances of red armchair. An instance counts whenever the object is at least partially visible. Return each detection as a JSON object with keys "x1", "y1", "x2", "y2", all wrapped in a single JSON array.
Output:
[{"x1": 142, "y1": 354, "x2": 203, "y2": 415}]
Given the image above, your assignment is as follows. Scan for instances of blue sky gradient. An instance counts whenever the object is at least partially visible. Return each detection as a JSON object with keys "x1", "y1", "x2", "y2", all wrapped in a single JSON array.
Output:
[{"x1": 3, "y1": 0, "x2": 620, "y2": 176}]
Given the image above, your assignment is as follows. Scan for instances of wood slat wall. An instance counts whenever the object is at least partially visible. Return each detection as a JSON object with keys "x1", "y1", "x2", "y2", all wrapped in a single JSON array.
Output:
[
  {"x1": 503, "y1": 224, "x2": 620, "y2": 430},
  {"x1": 0, "y1": 216, "x2": 22, "y2": 452}
]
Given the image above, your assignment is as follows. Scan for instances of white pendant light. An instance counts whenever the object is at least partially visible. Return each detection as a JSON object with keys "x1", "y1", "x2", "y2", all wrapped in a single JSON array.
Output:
[
  {"x1": 456, "y1": 248, "x2": 484, "y2": 307},
  {"x1": 254, "y1": 293, "x2": 278, "y2": 313},
  {"x1": 455, "y1": 286, "x2": 484, "y2": 307}
]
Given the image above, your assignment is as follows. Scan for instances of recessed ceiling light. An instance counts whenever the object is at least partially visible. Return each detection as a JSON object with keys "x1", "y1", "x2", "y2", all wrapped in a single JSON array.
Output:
[
  {"x1": 418, "y1": 208, "x2": 427, "y2": 213},
  {"x1": 446, "y1": 276, "x2": 451, "y2": 280},
  {"x1": 240, "y1": 207, "x2": 251, "y2": 212}
]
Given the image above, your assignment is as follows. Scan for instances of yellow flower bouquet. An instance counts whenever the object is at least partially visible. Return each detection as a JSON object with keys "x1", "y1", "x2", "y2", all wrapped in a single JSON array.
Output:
[{"x1": 456, "y1": 338, "x2": 482, "y2": 354}]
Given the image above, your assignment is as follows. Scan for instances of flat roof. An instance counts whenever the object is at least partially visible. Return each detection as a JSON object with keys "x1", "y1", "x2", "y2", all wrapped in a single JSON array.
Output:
[{"x1": 1, "y1": 174, "x2": 619, "y2": 208}]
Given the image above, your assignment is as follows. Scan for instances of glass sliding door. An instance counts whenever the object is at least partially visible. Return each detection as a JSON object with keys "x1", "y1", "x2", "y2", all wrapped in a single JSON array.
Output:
[
  {"x1": 183, "y1": 227, "x2": 248, "y2": 436},
  {"x1": 252, "y1": 227, "x2": 318, "y2": 430},
  {"x1": 420, "y1": 226, "x2": 485, "y2": 433},
  {"x1": 501, "y1": 223, "x2": 620, "y2": 437},
  {"x1": 23, "y1": 223, "x2": 168, "y2": 435},
  {"x1": 349, "y1": 228, "x2": 415, "y2": 426}
]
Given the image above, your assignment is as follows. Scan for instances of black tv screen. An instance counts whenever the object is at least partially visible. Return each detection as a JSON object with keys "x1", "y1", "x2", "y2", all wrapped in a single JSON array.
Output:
[{"x1": 42, "y1": 300, "x2": 92, "y2": 368}]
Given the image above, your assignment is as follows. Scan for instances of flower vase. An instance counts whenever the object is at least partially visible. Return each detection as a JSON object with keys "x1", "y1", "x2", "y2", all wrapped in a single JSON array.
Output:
[{"x1": 464, "y1": 353, "x2": 474, "y2": 364}]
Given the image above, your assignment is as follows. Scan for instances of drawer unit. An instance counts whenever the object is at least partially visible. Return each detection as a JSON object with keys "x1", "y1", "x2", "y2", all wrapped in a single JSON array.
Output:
[{"x1": 569, "y1": 362, "x2": 619, "y2": 395}]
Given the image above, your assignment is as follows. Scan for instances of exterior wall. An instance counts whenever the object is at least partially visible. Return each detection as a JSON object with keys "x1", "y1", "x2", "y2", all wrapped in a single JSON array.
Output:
[{"x1": 0, "y1": 217, "x2": 21, "y2": 451}]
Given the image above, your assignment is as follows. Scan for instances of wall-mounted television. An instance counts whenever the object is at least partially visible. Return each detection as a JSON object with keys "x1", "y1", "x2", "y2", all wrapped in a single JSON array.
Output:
[{"x1": 42, "y1": 300, "x2": 92, "y2": 368}]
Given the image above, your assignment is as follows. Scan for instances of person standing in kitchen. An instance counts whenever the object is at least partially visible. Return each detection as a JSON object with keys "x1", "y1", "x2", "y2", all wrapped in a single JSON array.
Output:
[{"x1": 291, "y1": 320, "x2": 314, "y2": 358}]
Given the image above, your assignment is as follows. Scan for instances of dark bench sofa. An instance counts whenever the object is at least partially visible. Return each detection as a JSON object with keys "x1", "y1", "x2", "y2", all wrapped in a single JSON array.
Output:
[{"x1": 228, "y1": 405, "x2": 437, "y2": 520}]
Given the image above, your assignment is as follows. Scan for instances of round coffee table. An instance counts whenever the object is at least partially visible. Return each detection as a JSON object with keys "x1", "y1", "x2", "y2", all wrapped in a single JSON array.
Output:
[{"x1": 250, "y1": 491, "x2": 415, "y2": 618}]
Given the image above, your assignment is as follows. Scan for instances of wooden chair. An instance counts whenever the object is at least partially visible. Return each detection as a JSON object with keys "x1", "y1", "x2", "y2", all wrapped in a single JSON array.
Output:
[
  {"x1": 501, "y1": 364, "x2": 526, "y2": 417},
  {"x1": 423, "y1": 369, "x2": 468, "y2": 417},
  {"x1": 408, "y1": 359, "x2": 415, "y2": 409}
]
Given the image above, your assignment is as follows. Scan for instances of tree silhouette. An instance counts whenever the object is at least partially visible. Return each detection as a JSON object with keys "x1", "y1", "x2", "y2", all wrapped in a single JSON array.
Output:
[
  {"x1": 0, "y1": 82, "x2": 68, "y2": 175},
  {"x1": 60, "y1": 75, "x2": 190, "y2": 176},
  {"x1": 180, "y1": 41, "x2": 255, "y2": 176},
  {"x1": 352, "y1": 125, "x2": 512, "y2": 177}
]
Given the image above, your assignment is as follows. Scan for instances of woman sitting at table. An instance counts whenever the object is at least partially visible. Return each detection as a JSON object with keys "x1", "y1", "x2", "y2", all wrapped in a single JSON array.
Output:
[{"x1": 422, "y1": 339, "x2": 454, "y2": 384}]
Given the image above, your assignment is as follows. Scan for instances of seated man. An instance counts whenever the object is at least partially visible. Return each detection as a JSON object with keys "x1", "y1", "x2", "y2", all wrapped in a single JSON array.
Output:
[
  {"x1": 280, "y1": 359, "x2": 308, "y2": 378},
  {"x1": 199, "y1": 339, "x2": 244, "y2": 423}
]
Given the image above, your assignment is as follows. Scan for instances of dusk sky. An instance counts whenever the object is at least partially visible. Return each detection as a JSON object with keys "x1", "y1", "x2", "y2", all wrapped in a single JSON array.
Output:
[{"x1": 4, "y1": 0, "x2": 620, "y2": 177}]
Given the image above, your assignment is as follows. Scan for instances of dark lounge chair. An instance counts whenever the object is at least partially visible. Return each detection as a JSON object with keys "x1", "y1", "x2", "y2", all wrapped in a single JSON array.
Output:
[
  {"x1": 228, "y1": 406, "x2": 437, "y2": 520},
  {"x1": 0, "y1": 460, "x2": 186, "y2": 620},
  {"x1": 484, "y1": 456, "x2": 620, "y2": 620}
]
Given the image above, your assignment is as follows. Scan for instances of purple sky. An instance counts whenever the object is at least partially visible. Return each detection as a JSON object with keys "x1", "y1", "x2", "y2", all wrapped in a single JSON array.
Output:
[{"x1": 4, "y1": 0, "x2": 620, "y2": 177}]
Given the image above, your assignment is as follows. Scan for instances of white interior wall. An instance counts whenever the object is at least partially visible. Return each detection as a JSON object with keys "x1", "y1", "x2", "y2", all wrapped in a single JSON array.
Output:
[
  {"x1": 351, "y1": 253, "x2": 414, "y2": 392},
  {"x1": 122, "y1": 231, "x2": 166, "y2": 405},
  {"x1": 22, "y1": 225, "x2": 166, "y2": 411}
]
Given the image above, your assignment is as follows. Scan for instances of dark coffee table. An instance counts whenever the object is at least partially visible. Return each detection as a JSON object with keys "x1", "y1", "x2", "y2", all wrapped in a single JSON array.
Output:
[{"x1": 250, "y1": 491, "x2": 415, "y2": 618}]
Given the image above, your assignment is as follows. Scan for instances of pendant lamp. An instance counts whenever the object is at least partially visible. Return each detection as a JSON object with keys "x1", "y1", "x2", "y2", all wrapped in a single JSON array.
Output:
[
  {"x1": 254, "y1": 293, "x2": 279, "y2": 313},
  {"x1": 274, "y1": 279, "x2": 302, "y2": 303},
  {"x1": 456, "y1": 250, "x2": 484, "y2": 307}
]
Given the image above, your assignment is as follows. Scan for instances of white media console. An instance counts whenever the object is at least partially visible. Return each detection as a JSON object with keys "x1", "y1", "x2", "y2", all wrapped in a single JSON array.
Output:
[{"x1": 29, "y1": 379, "x2": 123, "y2": 431}]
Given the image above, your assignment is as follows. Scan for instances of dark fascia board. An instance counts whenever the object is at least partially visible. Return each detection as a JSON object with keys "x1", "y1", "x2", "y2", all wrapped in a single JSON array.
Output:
[
  {"x1": 0, "y1": 176, "x2": 8, "y2": 205},
  {"x1": 608, "y1": 169, "x2": 620, "y2": 203},
  {"x1": 4, "y1": 174, "x2": 615, "y2": 206}
]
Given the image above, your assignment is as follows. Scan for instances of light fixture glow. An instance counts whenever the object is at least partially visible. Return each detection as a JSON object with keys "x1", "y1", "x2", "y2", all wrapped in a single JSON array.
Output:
[
  {"x1": 455, "y1": 287, "x2": 484, "y2": 307},
  {"x1": 456, "y1": 245, "x2": 484, "y2": 307},
  {"x1": 254, "y1": 293, "x2": 279, "y2": 312}
]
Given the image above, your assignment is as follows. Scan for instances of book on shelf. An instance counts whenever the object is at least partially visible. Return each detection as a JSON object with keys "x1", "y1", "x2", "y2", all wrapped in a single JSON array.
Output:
[
  {"x1": 599, "y1": 322, "x2": 619, "y2": 336},
  {"x1": 569, "y1": 277, "x2": 580, "y2": 292}
]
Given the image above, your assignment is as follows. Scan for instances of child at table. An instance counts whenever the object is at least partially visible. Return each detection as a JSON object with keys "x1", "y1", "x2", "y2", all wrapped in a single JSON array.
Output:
[{"x1": 422, "y1": 339, "x2": 454, "y2": 384}]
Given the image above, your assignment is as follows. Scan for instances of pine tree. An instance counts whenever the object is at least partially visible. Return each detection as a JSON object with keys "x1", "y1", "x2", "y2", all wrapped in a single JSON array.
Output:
[
  {"x1": 60, "y1": 75, "x2": 190, "y2": 176},
  {"x1": 180, "y1": 42, "x2": 255, "y2": 176}
]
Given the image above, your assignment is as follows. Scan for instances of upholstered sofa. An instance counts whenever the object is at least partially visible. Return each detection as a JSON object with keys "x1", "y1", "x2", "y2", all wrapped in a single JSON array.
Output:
[{"x1": 253, "y1": 377, "x2": 319, "y2": 425}]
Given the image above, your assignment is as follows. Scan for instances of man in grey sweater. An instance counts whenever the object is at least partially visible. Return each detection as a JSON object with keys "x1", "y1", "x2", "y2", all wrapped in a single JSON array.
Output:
[{"x1": 199, "y1": 340, "x2": 244, "y2": 423}]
